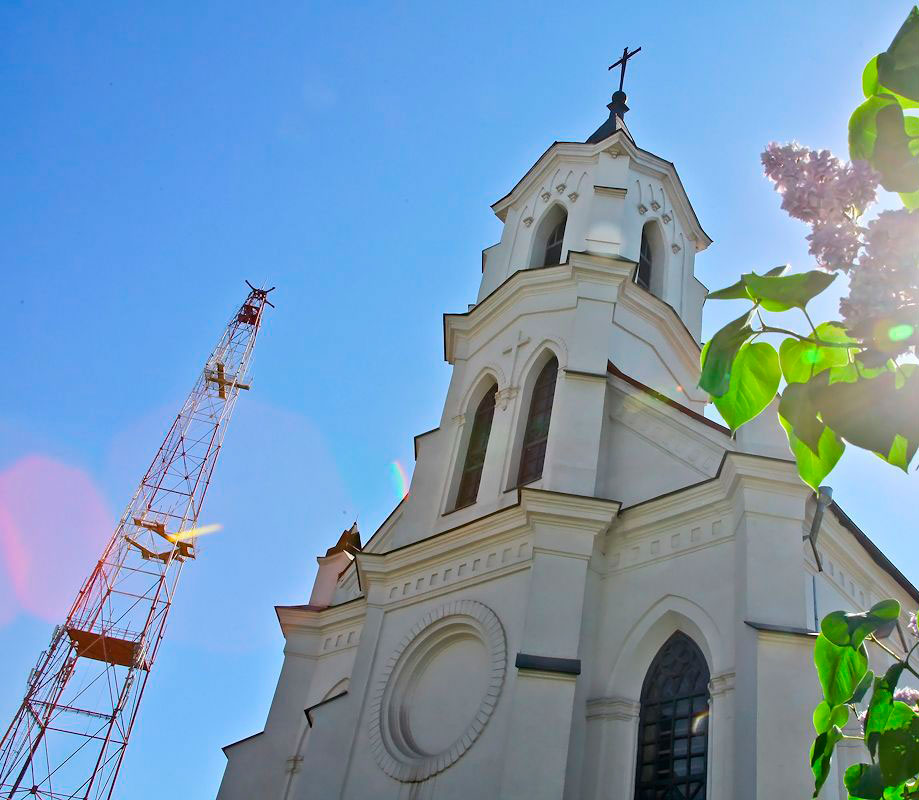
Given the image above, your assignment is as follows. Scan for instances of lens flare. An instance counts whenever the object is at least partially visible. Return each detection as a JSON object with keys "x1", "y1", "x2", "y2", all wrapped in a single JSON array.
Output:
[
  {"x1": 691, "y1": 709, "x2": 710, "y2": 735},
  {"x1": 888, "y1": 323, "x2": 915, "y2": 342},
  {"x1": 389, "y1": 460, "x2": 410, "y2": 500},
  {"x1": 167, "y1": 523, "x2": 223, "y2": 542},
  {"x1": 0, "y1": 455, "x2": 112, "y2": 624}
]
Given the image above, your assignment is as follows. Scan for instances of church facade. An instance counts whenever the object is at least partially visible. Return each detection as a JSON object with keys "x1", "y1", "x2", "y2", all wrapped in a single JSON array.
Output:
[{"x1": 216, "y1": 91, "x2": 918, "y2": 800}]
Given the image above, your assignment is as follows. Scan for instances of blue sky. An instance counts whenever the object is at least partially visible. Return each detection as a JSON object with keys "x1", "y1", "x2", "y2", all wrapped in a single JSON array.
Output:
[{"x1": 0, "y1": 2, "x2": 915, "y2": 797}]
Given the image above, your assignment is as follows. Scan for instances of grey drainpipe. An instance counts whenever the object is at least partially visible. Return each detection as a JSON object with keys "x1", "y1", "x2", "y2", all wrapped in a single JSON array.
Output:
[{"x1": 804, "y1": 486, "x2": 833, "y2": 572}]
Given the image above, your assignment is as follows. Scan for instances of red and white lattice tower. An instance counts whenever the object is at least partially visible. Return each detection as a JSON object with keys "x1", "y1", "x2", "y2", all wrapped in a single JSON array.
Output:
[{"x1": 0, "y1": 282, "x2": 274, "y2": 799}]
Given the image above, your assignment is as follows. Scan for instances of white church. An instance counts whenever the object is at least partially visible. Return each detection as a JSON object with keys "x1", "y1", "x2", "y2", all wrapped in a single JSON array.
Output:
[{"x1": 217, "y1": 78, "x2": 919, "y2": 800}]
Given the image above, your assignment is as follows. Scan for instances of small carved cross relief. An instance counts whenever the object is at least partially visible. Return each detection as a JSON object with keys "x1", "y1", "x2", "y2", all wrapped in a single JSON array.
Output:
[{"x1": 502, "y1": 330, "x2": 530, "y2": 385}]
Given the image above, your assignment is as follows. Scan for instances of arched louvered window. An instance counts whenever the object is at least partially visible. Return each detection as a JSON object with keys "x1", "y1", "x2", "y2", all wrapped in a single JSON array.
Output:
[
  {"x1": 636, "y1": 226, "x2": 653, "y2": 290},
  {"x1": 517, "y1": 357, "x2": 558, "y2": 485},
  {"x1": 530, "y1": 206, "x2": 568, "y2": 268},
  {"x1": 634, "y1": 632, "x2": 710, "y2": 800},
  {"x1": 455, "y1": 384, "x2": 498, "y2": 508},
  {"x1": 544, "y1": 219, "x2": 566, "y2": 266}
]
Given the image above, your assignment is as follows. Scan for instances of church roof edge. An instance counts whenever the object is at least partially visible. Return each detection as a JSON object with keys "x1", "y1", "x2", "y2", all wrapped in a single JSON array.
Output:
[
  {"x1": 828, "y1": 502, "x2": 919, "y2": 604},
  {"x1": 606, "y1": 360, "x2": 729, "y2": 436},
  {"x1": 490, "y1": 133, "x2": 712, "y2": 250}
]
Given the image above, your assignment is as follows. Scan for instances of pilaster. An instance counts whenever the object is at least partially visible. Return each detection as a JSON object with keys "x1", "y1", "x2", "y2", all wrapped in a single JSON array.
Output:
[
  {"x1": 582, "y1": 697, "x2": 640, "y2": 800},
  {"x1": 498, "y1": 490, "x2": 619, "y2": 799},
  {"x1": 708, "y1": 670, "x2": 736, "y2": 800},
  {"x1": 297, "y1": 605, "x2": 385, "y2": 798}
]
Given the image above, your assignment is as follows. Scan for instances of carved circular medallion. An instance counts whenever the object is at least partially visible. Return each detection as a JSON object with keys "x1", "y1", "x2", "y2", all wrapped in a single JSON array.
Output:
[{"x1": 368, "y1": 599, "x2": 506, "y2": 782}]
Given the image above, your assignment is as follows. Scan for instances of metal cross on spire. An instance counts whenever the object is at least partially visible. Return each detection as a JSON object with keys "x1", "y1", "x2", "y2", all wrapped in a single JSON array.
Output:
[{"x1": 609, "y1": 45, "x2": 641, "y2": 92}]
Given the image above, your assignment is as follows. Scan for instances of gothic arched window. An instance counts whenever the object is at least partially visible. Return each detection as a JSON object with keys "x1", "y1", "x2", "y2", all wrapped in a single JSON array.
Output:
[
  {"x1": 455, "y1": 383, "x2": 498, "y2": 508},
  {"x1": 530, "y1": 206, "x2": 568, "y2": 268},
  {"x1": 517, "y1": 357, "x2": 558, "y2": 485},
  {"x1": 636, "y1": 226, "x2": 653, "y2": 291},
  {"x1": 544, "y1": 219, "x2": 566, "y2": 266},
  {"x1": 634, "y1": 632, "x2": 710, "y2": 800}
]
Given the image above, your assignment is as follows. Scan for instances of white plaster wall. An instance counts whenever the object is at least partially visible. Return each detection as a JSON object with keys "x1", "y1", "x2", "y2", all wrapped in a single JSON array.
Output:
[{"x1": 334, "y1": 570, "x2": 531, "y2": 799}]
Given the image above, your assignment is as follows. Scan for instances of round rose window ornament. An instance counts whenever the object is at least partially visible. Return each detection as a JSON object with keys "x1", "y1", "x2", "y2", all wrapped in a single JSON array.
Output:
[{"x1": 368, "y1": 600, "x2": 507, "y2": 782}]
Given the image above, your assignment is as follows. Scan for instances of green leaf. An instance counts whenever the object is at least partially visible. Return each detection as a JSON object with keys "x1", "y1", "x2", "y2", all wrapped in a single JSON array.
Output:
[
  {"x1": 883, "y1": 782, "x2": 917, "y2": 800},
  {"x1": 853, "y1": 669, "x2": 876, "y2": 704},
  {"x1": 706, "y1": 279, "x2": 749, "y2": 301},
  {"x1": 742, "y1": 270, "x2": 837, "y2": 312},
  {"x1": 848, "y1": 93, "x2": 919, "y2": 191},
  {"x1": 873, "y1": 102, "x2": 919, "y2": 193},
  {"x1": 815, "y1": 633, "x2": 869, "y2": 707},
  {"x1": 814, "y1": 701, "x2": 850, "y2": 734},
  {"x1": 885, "y1": 434, "x2": 915, "y2": 472},
  {"x1": 879, "y1": 715, "x2": 919, "y2": 786},
  {"x1": 811, "y1": 372, "x2": 919, "y2": 469},
  {"x1": 711, "y1": 342, "x2": 780, "y2": 431},
  {"x1": 863, "y1": 54, "x2": 919, "y2": 109},
  {"x1": 698, "y1": 310, "x2": 755, "y2": 397},
  {"x1": 851, "y1": 95, "x2": 897, "y2": 162},
  {"x1": 877, "y1": 7, "x2": 919, "y2": 103},
  {"x1": 779, "y1": 412, "x2": 845, "y2": 491},
  {"x1": 779, "y1": 382, "x2": 825, "y2": 455},
  {"x1": 845, "y1": 763, "x2": 886, "y2": 799},
  {"x1": 900, "y1": 187, "x2": 919, "y2": 209},
  {"x1": 866, "y1": 663, "x2": 907, "y2": 757},
  {"x1": 706, "y1": 265, "x2": 790, "y2": 301},
  {"x1": 811, "y1": 726, "x2": 843, "y2": 797},
  {"x1": 821, "y1": 600, "x2": 901, "y2": 648},
  {"x1": 780, "y1": 323, "x2": 857, "y2": 384}
]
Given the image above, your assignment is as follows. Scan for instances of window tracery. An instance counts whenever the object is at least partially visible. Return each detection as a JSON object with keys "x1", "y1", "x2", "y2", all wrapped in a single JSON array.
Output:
[{"x1": 634, "y1": 632, "x2": 710, "y2": 800}]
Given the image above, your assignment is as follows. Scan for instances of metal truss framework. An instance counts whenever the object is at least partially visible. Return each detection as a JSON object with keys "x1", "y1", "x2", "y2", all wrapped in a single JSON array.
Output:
[{"x1": 0, "y1": 283, "x2": 274, "y2": 799}]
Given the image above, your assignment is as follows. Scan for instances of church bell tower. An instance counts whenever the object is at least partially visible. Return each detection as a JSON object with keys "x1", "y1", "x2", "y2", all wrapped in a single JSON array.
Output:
[{"x1": 215, "y1": 55, "x2": 876, "y2": 800}]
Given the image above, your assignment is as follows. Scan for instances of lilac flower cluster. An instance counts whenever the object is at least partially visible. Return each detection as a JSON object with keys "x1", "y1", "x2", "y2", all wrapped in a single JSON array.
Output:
[
  {"x1": 909, "y1": 612, "x2": 919, "y2": 639},
  {"x1": 761, "y1": 142, "x2": 879, "y2": 273},
  {"x1": 841, "y1": 209, "x2": 919, "y2": 333},
  {"x1": 895, "y1": 686, "x2": 919, "y2": 707}
]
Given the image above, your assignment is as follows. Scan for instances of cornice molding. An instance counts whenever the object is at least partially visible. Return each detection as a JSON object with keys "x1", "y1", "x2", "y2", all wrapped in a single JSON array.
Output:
[
  {"x1": 356, "y1": 489, "x2": 619, "y2": 590},
  {"x1": 616, "y1": 452, "x2": 804, "y2": 536},
  {"x1": 709, "y1": 670, "x2": 736, "y2": 697},
  {"x1": 275, "y1": 597, "x2": 368, "y2": 638},
  {"x1": 443, "y1": 252, "x2": 701, "y2": 369},
  {"x1": 586, "y1": 696, "x2": 641, "y2": 721}
]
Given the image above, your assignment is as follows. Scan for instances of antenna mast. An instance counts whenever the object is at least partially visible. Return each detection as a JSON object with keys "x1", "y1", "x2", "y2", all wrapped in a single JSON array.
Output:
[{"x1": 0, "y1": 282, "x2": 274, "y2": 799}]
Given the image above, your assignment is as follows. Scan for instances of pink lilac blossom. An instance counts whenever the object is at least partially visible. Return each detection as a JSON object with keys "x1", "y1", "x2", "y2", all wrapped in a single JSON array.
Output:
[
  {"x1": 895, "y1": 686, "x2": 919, "y2": 707},
  {"x1": 841, "y1": 209, "x2": 919, "y2": 333},
  {"x1": 761, "y1": 142, "x2": 918, "y2": 350},
  {"x1": 761, "y1": 142, "x2": 878, "y2": 233},
  {"x1": 807, "y1": 218, "x2": 864, "y2": 272},
  {"x1": 909, "y1": 612, "x2": 919, "y2": 639}
]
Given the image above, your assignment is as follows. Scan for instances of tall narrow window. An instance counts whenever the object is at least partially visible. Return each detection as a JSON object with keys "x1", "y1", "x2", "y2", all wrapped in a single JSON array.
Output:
[
  {"x1": 530, "y1": 206, "x2": 568, "y2": 268},
  {"x1": 634, "y1": 633, "x2": 710, "y2": 800},
  {"x1": 543, "y1": 219, "x2": 566, "y2": 265},
  {"x1": 517, "y1": 357, "x2": 558, "y2": 485},
  {"x1": 455, "y1": 384, "x2": 498, "y2": 508},
  {"x1": 636, "y1": 226, "x2": 652, "y2": 290}
]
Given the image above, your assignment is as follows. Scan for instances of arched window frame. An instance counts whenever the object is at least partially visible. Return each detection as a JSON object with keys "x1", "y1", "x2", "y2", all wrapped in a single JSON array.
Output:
[
  {"x1": 528, "y1": 204, "x2": 568, "y2": 268},
  {"x1": 453, "y1": 383, "x2": 498, "y2": 509},
  {"x1": 445, "y1": 376, "x2": 500, "y2": 512},
  {"x1": 633, "y1": 632, "x2": 711, "y2": 800},
  {"x1": 513, "y1": 354, "x2": 559, "y2": 487},
  {"x1": 634, "y1": 221, "x2": 667, "y2": 300}
]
